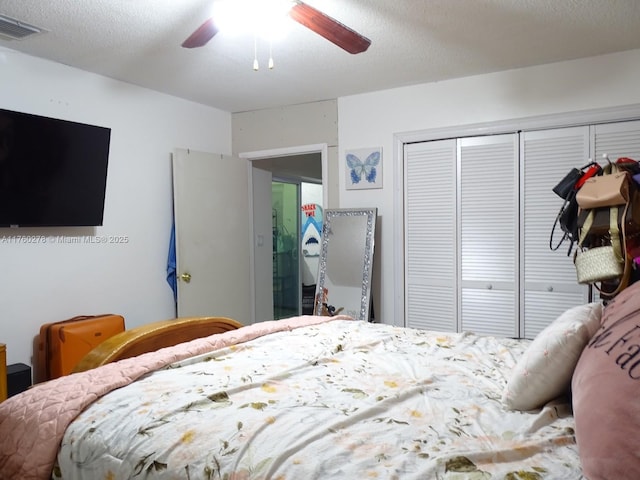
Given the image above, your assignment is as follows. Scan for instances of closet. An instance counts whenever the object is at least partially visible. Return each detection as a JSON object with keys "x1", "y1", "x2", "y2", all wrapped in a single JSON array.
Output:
[{"x1": 404, "y1": 119, "x2": 640, "y2": 338}]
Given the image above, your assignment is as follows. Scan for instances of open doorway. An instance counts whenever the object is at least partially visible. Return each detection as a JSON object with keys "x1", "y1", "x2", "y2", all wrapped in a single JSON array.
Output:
[
  {"x1": 272, "y1": 179, "x2": 324, "y2": 319},
  {"x1": 245, "y1": 147, "x2": 325, "y2": 323},
  {"x1": 272, "y1": 180, "x2": 299, "y2": 319}
]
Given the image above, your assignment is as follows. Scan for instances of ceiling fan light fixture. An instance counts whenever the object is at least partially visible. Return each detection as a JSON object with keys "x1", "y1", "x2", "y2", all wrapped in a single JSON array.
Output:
[
  {"x1": 181, "y1": 0, "x2": 370, "y2": 56},
  {"x1": 213, "y1": 0, "x2": 292, "y2": 41}
]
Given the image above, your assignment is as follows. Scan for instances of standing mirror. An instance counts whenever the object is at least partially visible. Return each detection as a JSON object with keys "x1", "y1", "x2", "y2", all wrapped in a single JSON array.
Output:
[{"x1": 314, "y1": 208, "x2": 377, "y2": 320}]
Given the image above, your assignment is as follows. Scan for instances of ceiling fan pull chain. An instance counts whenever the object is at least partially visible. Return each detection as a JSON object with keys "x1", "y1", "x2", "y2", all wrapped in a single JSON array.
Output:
[{"x1": 269, "y1": 39, "x2": 274, "y2": 70}]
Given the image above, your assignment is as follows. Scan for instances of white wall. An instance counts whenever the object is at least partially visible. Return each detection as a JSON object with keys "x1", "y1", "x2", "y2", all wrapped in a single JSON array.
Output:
[
  {"x1": 338, "y1": 48, "x2": 640, "y2": 326},
  {"x1": 0, "y1": 48, "x2": 231, "y2": 367},
  {"x1": 233, "y1": 101, "x2": 340, "y2": 208}
]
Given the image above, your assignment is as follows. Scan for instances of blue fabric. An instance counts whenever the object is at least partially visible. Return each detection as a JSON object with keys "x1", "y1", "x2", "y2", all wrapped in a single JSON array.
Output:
[{"x1": 167, "y1": 222, "x2": 177, "y2": 302}]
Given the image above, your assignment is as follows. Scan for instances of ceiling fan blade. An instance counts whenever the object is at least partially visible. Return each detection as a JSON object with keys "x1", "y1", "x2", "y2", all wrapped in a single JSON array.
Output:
[
  {"x1": 289, "y1": 1, "x2": 371, "y2": 54},
  {"x1": 182, "y1": 18, "x2": 219, "y2": 48}
]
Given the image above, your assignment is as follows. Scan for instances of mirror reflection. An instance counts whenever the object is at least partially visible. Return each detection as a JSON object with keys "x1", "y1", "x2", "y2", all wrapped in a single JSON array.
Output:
[{"x1": 314, "y1": 208, "x2": 377, "y2": 320}]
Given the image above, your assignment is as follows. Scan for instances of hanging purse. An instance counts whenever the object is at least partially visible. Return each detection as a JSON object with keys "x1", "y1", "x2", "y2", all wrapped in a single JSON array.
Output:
[
  {"x1": 576, "y1": 163, "x2": 630, "y2": 209},
  {"x1": 615, "y1": 157, "x2": 640, "y2": 175},
  {"x1": 600, "y1": 231, "x2": 640, "y2": 300},
  {"x1": 553, "y1": 168, "x2": 584, "y2": 200},
  {"x1": 574, "y1": 206, "x2": 624, "y2": 284},
  {"x1": 550, "y1": 162, "x2": 601, "y2": 254},
  {"x1": 574, "y1": 199, "x2": 633, "y2": 298},
  {"x1": 552, "y1": 161, "x2": 599, "y2": 199},
  {"x1": 550, "y1": 191, "x2": 579, "y2": 253},
  {"x1": 574, "y1": 245, "x2": 624, "y2": 284},
  {"x1": 577, "y1": 189, "x2": 640, "y2": 241}
]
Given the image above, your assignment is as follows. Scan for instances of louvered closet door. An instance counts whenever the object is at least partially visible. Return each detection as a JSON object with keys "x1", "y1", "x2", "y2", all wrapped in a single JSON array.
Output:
[
  {"x1": 459, "y1": 134, "x2": 518, "y2": 337},
  {"x1": 404, "y1": 139, "x2": 457, "y2": 331},
  {"x1": 593, "y1": 119, "x2": 640, "y2": 162},
  {"x1": 521, "y1": 127, "x2": 590, "y2": 339}
]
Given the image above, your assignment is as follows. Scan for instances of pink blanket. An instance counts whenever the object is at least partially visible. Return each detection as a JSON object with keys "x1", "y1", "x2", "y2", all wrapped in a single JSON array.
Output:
[{"x1": 0, "y1": 315, "x2": 349, "y2": 480}]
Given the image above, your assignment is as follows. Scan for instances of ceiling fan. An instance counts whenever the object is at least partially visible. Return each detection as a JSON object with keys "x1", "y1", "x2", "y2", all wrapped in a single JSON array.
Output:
[{"x1": 181, "y1": 0, "x2": 371, "y2": 54}]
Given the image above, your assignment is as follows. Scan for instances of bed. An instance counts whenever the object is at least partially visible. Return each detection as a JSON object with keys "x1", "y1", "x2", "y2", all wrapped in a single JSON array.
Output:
[{"x1": 1, "y1": 289, "x2": 639, "y2": 480}]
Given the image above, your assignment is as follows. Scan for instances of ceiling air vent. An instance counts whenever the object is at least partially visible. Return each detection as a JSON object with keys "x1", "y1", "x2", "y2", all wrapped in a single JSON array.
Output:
[{"x1": 0, "y1": 14, "x2": 44, "y2": 40}]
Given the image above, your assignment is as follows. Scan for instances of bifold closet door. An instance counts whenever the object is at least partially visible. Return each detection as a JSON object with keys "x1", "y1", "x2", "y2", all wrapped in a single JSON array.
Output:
[
  {"x1": 404, "y1": 139, "x2": 457, "y2": 331},
  {"x1": 521, "y1": 127, "x2": 590, "y2": 339},
  {"x1": 404, "y1": 135, "x2": 518, "y2": 336},
  {"x1": 520, "y1": 119, "x2": 640, "y2": 339},
  {"x1": 458, "y1": 134, "x2": 519, "y2": 337},
  {"x1": 592, "y1": 119, "x2": 640, "y2": 162},
  {"x1": 404, "y1": 118, "x2": 640, "y2": 336}
]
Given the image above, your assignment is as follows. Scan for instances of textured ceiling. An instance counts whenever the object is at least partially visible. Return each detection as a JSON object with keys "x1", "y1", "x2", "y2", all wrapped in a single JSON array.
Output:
[{"x1": 1, "y1": 0, "x2": 640, "y2": 113}]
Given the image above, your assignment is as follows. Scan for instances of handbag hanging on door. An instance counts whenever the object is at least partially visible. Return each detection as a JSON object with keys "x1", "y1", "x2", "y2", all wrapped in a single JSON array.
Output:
[
  {"x1": 574, "y1": 206, "x2": 625, "y2": 284},
  {"x1": 574, "y1": 201, "x2": 632, "y2": 298},
  {"x1": 576, "y1": 163, "x2": 631, "y2": 209},
  {"x1": 552, "y1": 161, "x2": 600, "y2": 200},
  {"x1": 550, "y1": 162, "x2": 601, "y2": 254},
  {"x1": 553, "y1": 168, "x2": 584, "y2": 200},
  {"x1": 577, "y1": 189, "x2": 640, "y2": 242},
  {"x1": 550, "y1": 192, "x2": 579, "y2": 253}
]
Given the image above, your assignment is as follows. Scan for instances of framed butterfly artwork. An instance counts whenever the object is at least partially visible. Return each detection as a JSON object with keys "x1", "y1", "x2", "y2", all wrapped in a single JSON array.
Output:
[{"x1": 345, "y1": 147, "x2": 382, "y2": 190}]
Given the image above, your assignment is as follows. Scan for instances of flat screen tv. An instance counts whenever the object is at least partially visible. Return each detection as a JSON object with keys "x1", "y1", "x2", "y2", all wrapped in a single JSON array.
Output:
[{"x1": 0, "y1": 108, "x2": 111, "y2": 227}]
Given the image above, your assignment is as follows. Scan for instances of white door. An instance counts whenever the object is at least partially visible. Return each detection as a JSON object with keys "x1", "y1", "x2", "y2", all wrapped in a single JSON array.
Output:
[
  {"x1": 172, "y1": 148, "x2": 251, "y2": 322},
  {"x1": 521, "y1": 127, "x2": 590, "y2": 338},
  {"x1": 404, "y1": 139, "x2": 458, "y2": 331},
  {"x1": 252, "y1": 166, "x2": 274, "y2": 321},
  {"x1": 458, "y1": 134, "x2": 519, "y2": 338},
  {"x1": 404, "y1": 134, "x2": 519, "y2": 337}
]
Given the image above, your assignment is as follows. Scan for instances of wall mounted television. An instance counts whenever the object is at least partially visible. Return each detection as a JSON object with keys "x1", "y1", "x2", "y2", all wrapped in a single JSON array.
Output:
[{"x1": 0, "y1": 108, "x2": 111, "y2": 227}]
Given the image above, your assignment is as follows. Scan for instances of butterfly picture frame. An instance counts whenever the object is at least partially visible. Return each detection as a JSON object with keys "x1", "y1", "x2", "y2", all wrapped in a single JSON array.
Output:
[{"x1": 345, "y1": 147, "x2": 383, "y2": 190}]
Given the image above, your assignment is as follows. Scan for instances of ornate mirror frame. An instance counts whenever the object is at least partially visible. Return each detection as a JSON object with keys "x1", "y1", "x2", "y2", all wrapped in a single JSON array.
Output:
[{"x1": 314, "y1": 207, "x2": 377, "y2": 321}]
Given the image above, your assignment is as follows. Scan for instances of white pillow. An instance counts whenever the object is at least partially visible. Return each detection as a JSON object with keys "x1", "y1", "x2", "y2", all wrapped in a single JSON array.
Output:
[{"x1": 502, "y1": 302, "x2": 603, "y2": 411}]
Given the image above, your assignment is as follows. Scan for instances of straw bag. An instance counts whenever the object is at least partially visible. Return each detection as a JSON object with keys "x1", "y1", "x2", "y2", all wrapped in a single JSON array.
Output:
[{"x1": 574, "y1": 206, "x2": 625, "y2": 284}]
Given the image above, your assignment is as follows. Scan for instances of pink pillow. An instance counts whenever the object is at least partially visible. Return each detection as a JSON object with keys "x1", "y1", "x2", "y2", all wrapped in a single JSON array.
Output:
[{"x1": 572, "y1": 282, "x2": 640, "y2": 479}]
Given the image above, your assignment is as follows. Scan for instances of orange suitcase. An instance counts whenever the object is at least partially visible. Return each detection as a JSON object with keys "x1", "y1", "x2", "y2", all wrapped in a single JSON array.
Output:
[{"x1": 37, "y1": 314, "x2": 125, "y2": 381}]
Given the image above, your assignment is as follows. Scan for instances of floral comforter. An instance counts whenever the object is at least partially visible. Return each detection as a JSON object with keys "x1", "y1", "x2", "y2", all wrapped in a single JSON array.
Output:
[{"x1": 54, "y1": 320, "x2": 582, "y2": 479}]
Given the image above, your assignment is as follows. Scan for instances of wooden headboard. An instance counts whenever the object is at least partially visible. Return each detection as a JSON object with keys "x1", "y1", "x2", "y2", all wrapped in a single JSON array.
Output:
[
  {"x1": 73, "y1": 316, "x2": 243, "y2": 373},
  {"x1": 0, "y1": 344, "x2": 7, "y2": 402}
]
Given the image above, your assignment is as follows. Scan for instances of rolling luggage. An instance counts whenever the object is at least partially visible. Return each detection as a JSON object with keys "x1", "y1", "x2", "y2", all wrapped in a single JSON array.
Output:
[{"x1": 37, "y1": 314, "x2": 125, "y2": 382}]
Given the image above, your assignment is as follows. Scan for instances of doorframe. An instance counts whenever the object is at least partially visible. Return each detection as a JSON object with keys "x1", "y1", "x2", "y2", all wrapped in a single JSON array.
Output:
[{"x1": 240, "y1": 143, "x2": 328, "y2": 323}]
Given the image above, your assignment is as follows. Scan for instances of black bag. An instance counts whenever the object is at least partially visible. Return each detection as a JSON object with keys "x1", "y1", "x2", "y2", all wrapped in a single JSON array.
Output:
[
  {"x1": 552, "y1": 161, "x2": 601, "y2": 200},
  {"x1": 560, "y1": 193, "x2": 580, "y2": 238},
  {"x1": 550, "y1": 190, "x2": 580, "y2": 254},
  {"x1": 553, "y1": 168, "x2": 583, "y2": 199},
  {"x1": 550, "y1": 161, "x2": 601, "y2": 255}
]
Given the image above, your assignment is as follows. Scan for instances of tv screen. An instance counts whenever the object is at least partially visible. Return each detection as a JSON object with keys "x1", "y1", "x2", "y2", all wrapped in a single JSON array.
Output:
[{"x1": 0, "y1": 108, "x2": 111, "y2": 227}]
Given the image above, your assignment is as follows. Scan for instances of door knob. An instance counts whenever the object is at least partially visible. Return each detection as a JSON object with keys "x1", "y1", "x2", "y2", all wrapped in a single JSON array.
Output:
[{"x1": 180, "y1": 273, "x2": 191, "y2": 283}]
